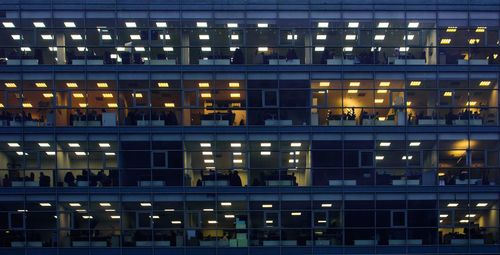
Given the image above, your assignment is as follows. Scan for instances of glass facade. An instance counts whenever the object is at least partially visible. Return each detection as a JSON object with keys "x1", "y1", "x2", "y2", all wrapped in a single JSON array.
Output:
[{"x1": 0, "y1": 0, "x2": 499, "y2": 254}]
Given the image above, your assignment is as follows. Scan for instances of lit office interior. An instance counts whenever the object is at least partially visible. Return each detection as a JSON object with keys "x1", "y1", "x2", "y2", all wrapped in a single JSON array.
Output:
[
  {"x1": 0, "y1": 136, "x2": 499, "y2": 188},
  {"x1": 0, "y1": 74, "x2": 497, "y2": 127},
  {"x1": 0, "y1": 15, "x2": 498, "y2": 66},
  {"x1": 0, "y1": 195, "x2": 497, "y2": 247}
]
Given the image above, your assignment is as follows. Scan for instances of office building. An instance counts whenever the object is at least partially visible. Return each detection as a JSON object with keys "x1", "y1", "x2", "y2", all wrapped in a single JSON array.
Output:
[{"x1": 0, "y1": 0, "x2": 499, "y2": 254}]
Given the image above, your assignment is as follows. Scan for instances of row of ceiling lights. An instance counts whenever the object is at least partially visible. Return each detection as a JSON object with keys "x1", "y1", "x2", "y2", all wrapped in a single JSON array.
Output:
[{"x1": 2, "y1": 21, "x2": 487, "y2": 31}]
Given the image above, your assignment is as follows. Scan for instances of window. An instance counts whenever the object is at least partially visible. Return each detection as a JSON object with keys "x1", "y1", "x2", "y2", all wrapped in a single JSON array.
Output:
[
  {"x1": 392, "y1": 210, "x2": 406, "y2": 227},
  {"x1": 263, "y1": 90, "x2": 278, "y2": 107},
  {"x1": 152, "y1": 151, "x2": 168, "y2": 168}
]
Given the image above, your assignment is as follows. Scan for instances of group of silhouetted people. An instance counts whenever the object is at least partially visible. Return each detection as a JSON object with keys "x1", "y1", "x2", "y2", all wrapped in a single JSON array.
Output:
[
  {"x1": 2, "y1": 172, "x2": 51, "y2": 187},
  {"x1": 64, "y1": 170, "x2": 112, "y2": 187},
  {"x1": 196, "y1": 170, "x2": 242, "y2": 186}
]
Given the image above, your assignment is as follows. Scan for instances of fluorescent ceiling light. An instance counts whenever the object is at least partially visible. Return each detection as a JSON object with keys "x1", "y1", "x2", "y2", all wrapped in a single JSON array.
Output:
[
  {"x1": 199, "y1": 34, "x2": 209, "y2": 40},
  {"x1": 345, "y1": 34, "x2": 356, "y2": 40},
  {"x1": 39, "y1": 203, "x2": 51, "y2": 207},
  {"x1": 11, "y1": 34, "x2": 21, "y2": 40},
  {"x1": 71, "y1": 34, "x2": 83, "y2": 40},
  {"x1": 33, "y1": 22, "x2": 45, "y2": 28},
  {"x1": 8, "y1": 143, "x2": 20, "y2": 147},
  {"x1": 316, "y1": 34, "x2": 327, "y2": 40},
  {"x1": 99, "y1": 143, "x2": 110, "y2": 148},
  {"x1": 105, "y1": 152, "x2": 115, "y2": 156},
  {"x1": 64, "y1": 22, "x2": 76, "y2": 28},
  {"x1": 476, "y1": 203, "x2": 488, "y2": 207},
  {"x1": 374, "y1": 34, "x2": 385, "y2": 40},
  {"x1": 287, "y1": 34, "x2": 298, "y2": 40},
  {"x1": 130, "y1": 34, "x2": 141, "y2": 40},
  {"x1": 260, "y1": 151, "x2": 271, "y2": 156},
  {"x1": 196, "y1": 22, "x2": 207, "y2": 27},
  {"x1": 314, "y1": 47, "x2": 325, "y2": 52},
  {"x1": 202, "y1": 151, "x2": 212, "y2": 156},
  {"x1": 446, "y1": 26, "x2": 457, "y2": 33},
  {"x1": 46, "y1": 151, "x2": 56, "y2": 156},
  {"x1": 479, "y1": 81, "x2": 491, "y2": 86},
  {"x1": 163, "y1": 47, "x2": 174, "y2": 52},
  {"x1": 408, "y1": 22, "x2": 419, "y2": 28},
  {"x1": 134, "y1": 47, "x2": 145, "y2": 52},
  {"x1": 231, "y1": 34, "x2": 239, "y2": 40},
  {"x1": 409, "y1": 142, "x2": 421, "y2": 147},
  {"x1": 201, "y1": 47, "x2": 211, "y2": 52},
  {"x1": 38, "y1": 143, "x2": 50, "y2": 147},
  {"x1": 343, "y1": 47, "x2": 353, "y2": 52},
  {"x1": 260, "y1": 142, "x2": 271, "y2": 147},
  {"x1": 102, "y1": 34, "x2": 112, "y2": 40},
  {"x1": 262, "y1": 204, "x2": 273, "y2": 208},
  {"x1": 377, "y1": 22, "x2": 389, "y2": 28},
  {"x1": 3, "y1": 22, "x2": 15, "y2": 28},
  {"x1": 348, "y1": 22, "x2": 359, "y2": 28},
  {"x1": 475, "y1": 26, "x2": 487, "y2": 33},
  {"x1": 291, "y1": 212, "x2": 302, "y2": 216},
  {"x1": 140, "y1": 203, "x2": 152, "y2": 207},
  {"x1": 227, "y1": 23, "x2": 238, "y2": 28},
  {"x1": 21, "y1": 47, "x2": 31, "y2": 52},
  {"x1": 125, "y1": 22, "x2": 136, "y2": 28},
  {"x1": 220, "y1": 202, "x2": 232, "y2": 206},
  {"x1": 258, "y1": 47, "x2": 268, "y2": 52},
  {"x1": 257, "y1": 23, "x2": 268, "y2": 28},
  {"x1": 447, "y1": 203, "x2": 459, "y2": 207},
  {"x1": 156, "y1": 22, "x2": 167, "y2": 28},
  {"x1": 290, "y1": 142, "x2": 301, "y2": 147},
  {"x1": 204, "y1": 159, "x2": 214, "y2": 163},
  {"x1": 74, "y1": 151, "x2": 87, "y2": 156},
  {"x1": 379, "y1": 142, "x2": 391, "y2": 147},
  {"x1": 410, "y1": 81, "x2": 421, "y2": 86},
  {"x1": 200, "y1": 143, "x2": 211, "y2": 148},
  {"x1": 230, "y1": 143, "x2": 241, "y2": 148},
  {"x1": 41, "y1": 34, "x2": 53, "y2": 40},
  {"x1": 68, "y1": 143, "x2": 80, "y2": 147},
  {"x1": 99, "y1": 203, "x2": 111, "y2": 207},
  {"x1": 443, "y1": 91, "x2": 453, "y2": 97},
  {"x1": 375, "y1": 155, "x2": 384, "y2": 160},
  {"x1": 440, "y1": 38, "x2": 451, "y2": 45},
  {"x1": 69, "y1": 203, "x2": 81, "y2": 207},
  {"x1": 317, "y1": 22, "x2": 329, "y2": 28},
  {"x1": 321, "y1": 203, "x2": 332, "y2": 208}
]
